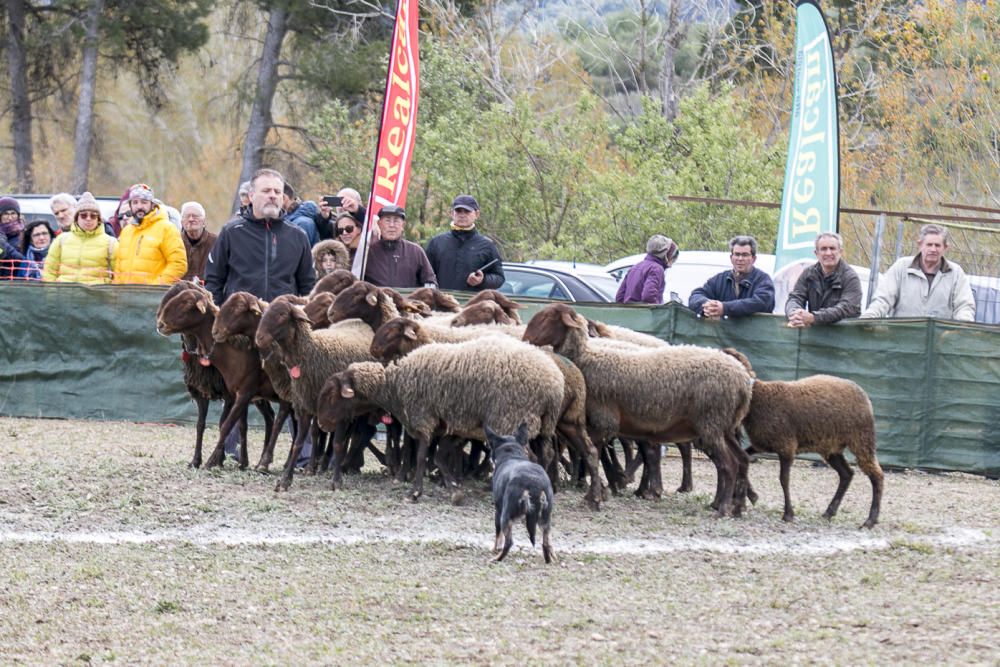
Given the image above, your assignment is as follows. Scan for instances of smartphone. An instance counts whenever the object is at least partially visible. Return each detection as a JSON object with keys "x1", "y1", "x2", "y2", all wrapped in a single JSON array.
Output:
[{"x1": 322, "y1": 195, "x2": 343, "y2": 208}]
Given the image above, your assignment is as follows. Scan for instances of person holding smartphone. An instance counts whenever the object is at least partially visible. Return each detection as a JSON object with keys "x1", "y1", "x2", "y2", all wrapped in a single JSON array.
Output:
[
  {"x1": 425, "y1": 194, "x2": 505, "y2": 292},
  {"x1": 315, "y1": 187, "x2": 368, "y2": 241}
]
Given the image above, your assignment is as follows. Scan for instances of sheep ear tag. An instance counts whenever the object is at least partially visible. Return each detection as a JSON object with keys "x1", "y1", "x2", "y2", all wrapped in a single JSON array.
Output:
[
  {"x1": 198, "y1": 357, "x2": 212, "y2": 367},
  {"x1": 380, "y1": 414, "x2": 393, "y2": 425},
  {"x1": 289, "y1": 365, "x2": 302, "y2": 379}
]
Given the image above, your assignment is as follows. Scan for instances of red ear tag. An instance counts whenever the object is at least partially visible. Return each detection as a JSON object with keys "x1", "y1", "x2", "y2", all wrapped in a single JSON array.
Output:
[
  {"x1": 380, "y1": 414, "x2": 393, "y2": 425},
  {"x1": 289, "y1": 365, "x2": 302, "y2": 379},
  {"x1": 199, "y1": 357, "x2": 212, "y2": 367},
  {"x1": 181, "y1": 350, "x2": 191, "y2": 362}
]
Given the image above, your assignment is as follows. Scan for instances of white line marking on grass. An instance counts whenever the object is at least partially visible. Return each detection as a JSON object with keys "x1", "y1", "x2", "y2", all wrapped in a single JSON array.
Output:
[{"x1": 0, "y1": 526, "x2": 993, "y2": 555}]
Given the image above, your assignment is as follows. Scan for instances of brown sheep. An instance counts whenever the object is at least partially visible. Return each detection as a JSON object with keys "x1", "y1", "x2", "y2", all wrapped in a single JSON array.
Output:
[
  {"x1": 522, "y1": 303, "x2": 753, "y2": 518},
  {"x1": 309, "y1": 269, "x2": 357, "y2": 298},
  {"x1": 304, "y1": 292, "x2": 335, "y2": 329},
  {"x1": 451, "y1": 300, "x2": 516, "y2": 327},
  {"x1": 464, "y1": 289, "x2": 523, "y2": 323},
  {"x1": 723, "y1": 348, "x2": 884, "y2": 528},
  {"x1": 408, "y1": 287, "x2": 461, "y2": 313}
]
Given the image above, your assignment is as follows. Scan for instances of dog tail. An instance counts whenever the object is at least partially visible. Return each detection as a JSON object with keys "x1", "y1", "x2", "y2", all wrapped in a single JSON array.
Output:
[{"x1": 519, "y1": 490, "x2": 537, "y2": 546}]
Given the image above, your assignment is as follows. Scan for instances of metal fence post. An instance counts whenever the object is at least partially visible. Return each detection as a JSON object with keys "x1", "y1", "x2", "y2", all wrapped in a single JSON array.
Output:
[
  {"x1": 867, "y1": 213, "x2": 886, "y2": 306},
  {"x1": 895, "y1": 220, "x2": 905, "y2": 260}
]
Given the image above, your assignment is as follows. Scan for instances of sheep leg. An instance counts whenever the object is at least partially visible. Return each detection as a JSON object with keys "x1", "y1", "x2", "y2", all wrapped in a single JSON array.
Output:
[
  {"x1": 433, "y1": 435, "x2": 461, "y2": 490},
  {"x1": 408, "y1": 436, "x2": 433, "y2": 502},
  {"x1": 557, "y1": 421, "x2": 603, "y2": 510},
  {"x1": 599, "y1": 445, "x2": 623, "y2": 495},
  {"x1": 472, "y1": 440, "x2": 492, "y2": 479},
  {"x1": 854, "y1": 446, "x2": 884, "y2": 529},
  {"x1": 344, "y1": 419, "x2": 375, "y2": 473},
  {"x1": 619, "y1": 438, "x2": 637, "y2": 477},
  {"x1": 256, "y1": 402, "x2": 292, "y2": 472},
  {"x1": 530, "y1": 435, "x2": 558, "y2": 491},
  {"x1": 397, "y1": 432, "x2": 416, "y2": 483},
  {"x1": 327, "y1": 419, "x2": 351, "y2": 491},
  {"x1": 205, "y1": 391, "x2": 253, "y2": 469},
  {"x1": 189, "y1": 394, "x2": 211, "y2": 469},
  {"x1": 383, "y1": 421, "x2": 401, "y2": 477},
  {"x1": 676, "y1": 442, "x2": 694, "y2": 493},
  {"x1": 276, "y1": 414, "x2": 312, "y2": 492},
  {"x1": 252, "y1": 399, "x2": 275, "y2": 467},
  {"x1": 639, "y1": 440, "x2": 663, "y2": 499},
  {"x1": 305, "y1": 422, "x2": 325, "y2": 475},
  {"x1": 727, "y1": 435, "x2": 750, "y2": 517},
  {"x1": 624, "y1": 445, "x2": 644, "y2": 485},
  {"x1": 779, "y1": 454, "x2": 795, "y2": 522},
  {"x1": 711, "y1": 439, "x2": 737, "y2": 517},
  {"x1": 822, "y1": 452, "x2": 855, "y2": 522},
  {"x1": 237, "y1": 409, "x2": 249, "y2": 470}
]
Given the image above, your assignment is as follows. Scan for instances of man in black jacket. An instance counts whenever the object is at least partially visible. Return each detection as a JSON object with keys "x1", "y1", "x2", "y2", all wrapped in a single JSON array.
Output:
[
  {"x1": 205, "y1": 168, "x2": 316, "y2": 306},
  {"x1": 425, "y1": 194, "x2": 505, "y2": 292}
]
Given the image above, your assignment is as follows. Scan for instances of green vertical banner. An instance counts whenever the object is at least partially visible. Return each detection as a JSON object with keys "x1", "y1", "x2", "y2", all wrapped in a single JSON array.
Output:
[{"x1": 776, "y1": 0, "x2": 840, "y2": 272}]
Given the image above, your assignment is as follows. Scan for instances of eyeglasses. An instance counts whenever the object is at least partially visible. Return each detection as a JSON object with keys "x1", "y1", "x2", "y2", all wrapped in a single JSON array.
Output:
[
  {"x1": 78, "y1": 212, "x2": 100, "y2": 221},
  {"x1": 731, "y1": 252, "x2": 753, "y2": 258},
  {"x1": 337, "y1": 225, "x2": 355, "y2": 235}
]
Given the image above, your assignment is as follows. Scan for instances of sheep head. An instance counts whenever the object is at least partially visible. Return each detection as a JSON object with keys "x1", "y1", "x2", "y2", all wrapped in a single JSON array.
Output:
[
  {"x1": 586, "y1": 319, "x2": 613, "y2": 338},
  {"x1": 303, "y1": 292, "x2": 334, "y2": 329},
  {"x1": 465, "y1": 289, "x2": 522, "y2": 323},
  {"x1": 156, "y1": 280, "x2": 206, "y2": 322},
  {"x1": 156, "y1": 288, "x2": 215, "y2": 336},
  {"x1": 327, "y1": 281, "x2": 384, "y2": 329},
  {"x1": 370, "y1": 317, "x2": 425, "y2": 363},
  {"x1": 522, "y1": 303, "x2": 583, "y2": 354},
  {"x1": 310, "y1": 269, "x2": 357, "y2": 297},
  {"x1": 316, "y1": 367, "x2": 378, "y2": 432},
  {"x1": 452, "y1": 300, "x2": 514, "y2": 327},
  {"x1": 213, "y1": 292, "x2": 263, "y2": 343},
  {"x1": 408, "y1": 287, "x2": 461, "y2": 313},
  {"x1": 255, "y1": 295, "x2": 311, "y2": 361}
]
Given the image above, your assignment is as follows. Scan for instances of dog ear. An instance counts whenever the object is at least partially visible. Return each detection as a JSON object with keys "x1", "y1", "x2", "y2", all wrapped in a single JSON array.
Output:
[
  {"x1": 514, "y1": 422, "x2": 530, "y2": 447},
  {"x1": 482, "y1": 424, "x2": 499, "y2": 446}
]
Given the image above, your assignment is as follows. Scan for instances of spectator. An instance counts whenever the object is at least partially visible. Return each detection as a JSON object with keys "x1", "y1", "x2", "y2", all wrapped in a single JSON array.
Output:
[
  {"x1": 315, "y1": 187, "x2": 367, "y2": 241},
  {"x1": 425, "y1": 194, "x2": 505, "y2": 292},
  {"x1": 363, "y1": 205, "x2": 436, "y2": 288},
  {"x1": 49, "y1": 193, "x2": 77, "y2": 234},
  {"x1": 106, "y1": 189, "x2": 133, "y2": 238},
  {"x1": 615, "y1": 234, "x2": 679, "y2": 304},
  {"x1": 0, "y1": 197, "x2": 26, "y2": 280},
  {"x1": 282, "y1": 182, "x2": 320, "y2": 245},
  {"x1": 312, "y1": 238, "x2": 351, "y2": 279},
  {"x1": 238, "y1": 180, "x2": 252, "y2": 215},
  {"x1": 861, "y1": 223, "x2": 975, "y2": 321},
  {"x1": 205, "y1": 167, "x2": 316, "y2": 305},
  {"x1": 333, "y1": 211, "x2": 362, "y2": 263},
  {"x1": 43, "y1": 192, "x2": 118, "y2": 285},
  {"x1": 113, "y1": 183, "x2": 187, "y2": 285},
  {"x1": 785, "y1": 232, "x2": 862, "y2": 327},
  {"x1": 20, "y1": 220, "x2": 53, "y2": 281},
  {"x1": 689, "y1": 235, "x2": 775, "y2": 319},
  {"x1": 179, "y1": 201, "x2": 217, "y2": 282}
]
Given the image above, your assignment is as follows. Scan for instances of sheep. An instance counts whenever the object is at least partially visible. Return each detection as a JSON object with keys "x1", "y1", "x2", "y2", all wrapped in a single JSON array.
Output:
[
  {"x1": 211, "y1": 291, "x2": 299, "y2": 472},
  {"x1": 156, "y1": 281, "x2": 274, "y2": 469},
  {"x1": 156, "y1": 286, "x2": 289, "y2": 470},
  {"x1": 451, "y1": 300, "x2": 517, "y2": 327},
  {"x1": 367, "y1": 316, "x2": 606, "y2": 508},
  {"x1": 316, "y1": 335, "x2": 566, "y2": 503},
  {"x1": 522, "y1": 303, "x2": 754, "y2": 517},
  {"x1": 407, "y1": 286, "x2": 461, "y2": 313},
  {"x1": 309, "y1": 269, "x2": 357, "y2": 298},
  {"x1": 254, "y1": 295, "x2": 376, "y2": 491},
  {"x1": 303, "y1": 292, "x2": 335, "y2": 329},
  {"x1": 464, "y1": 289, "x2": 523, "y2": 323},
  {"x1": 723, "y1": 348, "x2": 884, "y2": 528}
]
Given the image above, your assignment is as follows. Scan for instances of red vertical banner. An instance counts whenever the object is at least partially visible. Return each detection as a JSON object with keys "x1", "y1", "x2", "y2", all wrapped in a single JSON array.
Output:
[{"x1": 353, "y1": 0, "x2": 420, "y2": 279}]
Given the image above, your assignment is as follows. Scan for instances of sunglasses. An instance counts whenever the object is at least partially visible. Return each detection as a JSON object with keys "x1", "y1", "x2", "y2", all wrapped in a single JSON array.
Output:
[
  {"x1": 337, "y1": 225, "x2": 356, "y2": 235},
  {"x1": 78, "y1": 212, "x2": 100, "y2": 221}
]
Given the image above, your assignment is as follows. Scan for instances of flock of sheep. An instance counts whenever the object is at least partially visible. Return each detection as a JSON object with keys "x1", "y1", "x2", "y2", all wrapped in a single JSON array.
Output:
[{"x1": 155, "y1": 271, "x2": 885, "y2": 560}]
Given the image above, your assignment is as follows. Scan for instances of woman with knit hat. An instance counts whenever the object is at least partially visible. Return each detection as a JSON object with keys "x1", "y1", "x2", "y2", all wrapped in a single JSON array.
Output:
[
  {"x1": 0, "y1": 197, "x2": 27, "y2": 279},
  {"x1": 42, "y1": 192, "x2": 118, "y2": 284},
  {"x1": 615, "y1": 234, "x2": 679, "y2": 304}
]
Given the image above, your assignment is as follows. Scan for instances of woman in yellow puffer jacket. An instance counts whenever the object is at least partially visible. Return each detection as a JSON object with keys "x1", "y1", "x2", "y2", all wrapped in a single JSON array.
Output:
[
  {"x1": 42, "y1": 192, "x2": 118, "y2": 285},
  {"x1": 113, "y1": 183, "x2": 187, "y2": 285}
]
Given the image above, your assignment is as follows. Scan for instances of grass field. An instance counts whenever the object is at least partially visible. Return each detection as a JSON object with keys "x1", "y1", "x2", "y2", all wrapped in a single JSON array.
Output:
[{"x1": 1, "y1": 417, "x2": 997, "y2": 665}]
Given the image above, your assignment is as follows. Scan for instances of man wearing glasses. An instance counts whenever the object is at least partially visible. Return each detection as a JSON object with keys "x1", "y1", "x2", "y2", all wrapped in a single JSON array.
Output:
[
  {"x1": 362, "y1": 204, "x2": 436, "y2": 289},
  {"x1": 425, "y1": 194, "x2": 505, "y2": 292},
  {"x1": 688, "y1": 235, "x2": 775, "y2": 319}
]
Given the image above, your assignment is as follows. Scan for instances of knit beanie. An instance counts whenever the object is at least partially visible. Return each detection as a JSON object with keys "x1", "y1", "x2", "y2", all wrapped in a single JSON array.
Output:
[
  {"x1": 127, "y1": 183, "x2": 155, "y2": 202},
  {"x1": 75, "y1": 192, "x2": 102, "y2": 219},
  {"x1": 0, "y1": 196, "x2": 23, "y2": 237}
]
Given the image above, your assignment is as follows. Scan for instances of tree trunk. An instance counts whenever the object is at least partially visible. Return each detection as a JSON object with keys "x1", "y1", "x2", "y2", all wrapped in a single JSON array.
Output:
[
  {"x1": 234, "y1": 5, "x2": 288, "y2": 213},
  {"x1": 5, "y1": 0, "x2": 34, "y2": 191},
  {"x1": 70, "y1": 0, "x2": 104, "y2": 194},
  {"x1": 658, "y1": 0, "x2": 684, "y2": 121}
]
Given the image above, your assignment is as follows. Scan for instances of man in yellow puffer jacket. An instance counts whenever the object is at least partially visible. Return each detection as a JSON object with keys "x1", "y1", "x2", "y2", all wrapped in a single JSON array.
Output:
[{"x1": 113, "y1": 183, "x2": 187, "y2": 285}]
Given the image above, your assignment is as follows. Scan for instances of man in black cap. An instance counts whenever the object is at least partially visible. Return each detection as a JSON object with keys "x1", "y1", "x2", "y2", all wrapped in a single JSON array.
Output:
[
  {"x1": 425, "y1": 194, "x2": 504, "y2": 292},
  {"x1": 363, "y1": 204, "x2": 436, "y2": 289}
]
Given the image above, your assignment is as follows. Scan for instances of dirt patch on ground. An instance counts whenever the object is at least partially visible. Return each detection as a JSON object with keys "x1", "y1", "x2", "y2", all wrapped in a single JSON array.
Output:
[{"x1": 1, "y1": 417, "x2": 997, "y2": 664}]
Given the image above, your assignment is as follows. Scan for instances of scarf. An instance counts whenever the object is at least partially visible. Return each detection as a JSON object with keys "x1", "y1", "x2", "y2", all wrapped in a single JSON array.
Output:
[
  {"x1": 1, "y1": 219, "x2": 24, "y2": 238},
  {"x1": 449, "y1": 222, "x2": 476, "y2": 231}
]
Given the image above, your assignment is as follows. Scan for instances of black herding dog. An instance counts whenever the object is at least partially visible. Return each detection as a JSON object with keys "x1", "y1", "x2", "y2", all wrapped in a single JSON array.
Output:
[{"x1": 485, "y1": 424, "x2": 555, "y2": 563}]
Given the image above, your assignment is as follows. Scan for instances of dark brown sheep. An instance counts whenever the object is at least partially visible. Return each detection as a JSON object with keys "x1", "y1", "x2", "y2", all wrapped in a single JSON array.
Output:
[
  {"x1": 303, "y1": 292, "x2": 335, "y2": 329},
  {"x1": 451, "y1": 300, "x2": 516, "y2": 327},
  {"x1": 309, "y1": 269, "x2": 357, "y2": 297},
  {"x1": 408, "y1": 287, "x2": 461, "y2": 313},
  {"x1": 723, "y1": 348, "x2": 884, "y2": 528},
  {"x1": 156, "y1": 287, "x2": 283, "y2": 471}
]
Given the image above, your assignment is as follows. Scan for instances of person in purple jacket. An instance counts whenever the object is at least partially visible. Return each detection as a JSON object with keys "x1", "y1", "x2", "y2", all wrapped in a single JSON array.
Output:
[{"x1": 615, "y1": 234, "x2": 679, "y2": 304}]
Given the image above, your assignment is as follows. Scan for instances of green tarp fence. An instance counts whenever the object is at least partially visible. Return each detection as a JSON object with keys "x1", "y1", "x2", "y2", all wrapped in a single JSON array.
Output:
[{"x1": 2, "y1": 283, "x2": 998, "y2": 476}]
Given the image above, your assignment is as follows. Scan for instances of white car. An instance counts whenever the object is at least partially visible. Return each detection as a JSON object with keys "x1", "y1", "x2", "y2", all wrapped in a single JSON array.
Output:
[{"x1": 605, "y1": 250, "x2": 872, "y2": 312}]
